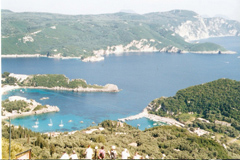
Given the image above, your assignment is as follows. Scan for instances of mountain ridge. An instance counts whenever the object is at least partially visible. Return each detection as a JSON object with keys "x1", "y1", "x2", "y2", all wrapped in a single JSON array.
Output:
[{"x1": 1, "y1": 9, "x2": 239, "y2": 59}]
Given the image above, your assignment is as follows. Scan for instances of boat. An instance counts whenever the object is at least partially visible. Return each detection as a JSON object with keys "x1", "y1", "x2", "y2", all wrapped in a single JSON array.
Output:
[
  {"x1": 48, "y1": 119, "x2": 53, "y2": 126},
  {"x1": 137, "y1": 124, "x2": 140, "y2": 127},
  {"x1": 80, "y1": 121, "x2": 83, "y2": 123},
  {"x1": 35, "y1": 119, "x2": 39, "y2": 125},
  {"x1": 92, "y1": 121, "x2": 95, "y2": 124},
  {"x1": 32, "y1": 124, "x2": 38, "y2": 128},
  {"x1": 59, "y1": 120, "x2": 64, "y2": 127},
  {"x1": 68, "y1": 120, "x2": 73, "y2": 123},
  {"x1": 153, "y1": 123, "x2": 157, "y2": 126}
]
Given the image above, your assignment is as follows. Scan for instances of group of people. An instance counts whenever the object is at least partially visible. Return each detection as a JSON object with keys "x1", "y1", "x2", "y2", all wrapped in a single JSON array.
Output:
[{"x1": 60, "y1": 145, "x2": 149, "y2": 159}]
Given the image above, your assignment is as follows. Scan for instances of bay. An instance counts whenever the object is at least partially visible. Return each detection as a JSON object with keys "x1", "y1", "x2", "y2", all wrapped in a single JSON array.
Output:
[{"x1": 1, "y1": 36, "x2": 240, "y2": 132}]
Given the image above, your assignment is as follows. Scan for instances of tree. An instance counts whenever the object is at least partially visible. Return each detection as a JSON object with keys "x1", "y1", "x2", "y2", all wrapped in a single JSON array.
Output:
[
  {"x1": 2, "y1": 72, "x2": 10, "y2": 78},
  {"x1": 49, "y1": 143, "x2": 55, "y2": 157}
]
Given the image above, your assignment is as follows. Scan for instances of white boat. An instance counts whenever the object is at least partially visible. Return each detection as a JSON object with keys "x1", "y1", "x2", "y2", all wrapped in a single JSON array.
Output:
[
  {"x1": 35, "y1": 119, "x2": 39, "y2": 125},
  {"x1": 153, "y1": 123, "x2": 157, "y2": 126},
  {"x1": 48, "y1": 119, "x2": 53, "y2": 126},
  {"x1": 32, "y1": 124, "x2": 38, "y2": 128},
  {"x1": 59, "y1": 120, "x2": 64, "y2": 127},
  {"x1": 137, "y1": 124, "x2": 140, "y2": 127}
]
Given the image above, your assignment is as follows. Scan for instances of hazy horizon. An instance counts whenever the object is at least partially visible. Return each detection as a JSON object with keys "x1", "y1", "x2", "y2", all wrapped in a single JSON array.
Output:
[{"x1": 1, "y1": 0, "x2": 240, "y2": 21}]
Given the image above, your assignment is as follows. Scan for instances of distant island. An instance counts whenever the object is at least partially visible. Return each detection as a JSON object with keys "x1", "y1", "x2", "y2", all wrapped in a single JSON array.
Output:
[
  {"x1": 2, "y1": 9, "x2": 239, "y2": 61},
  {"x1": 1, "y1": 72, "x2": 119, "y2": 93}
]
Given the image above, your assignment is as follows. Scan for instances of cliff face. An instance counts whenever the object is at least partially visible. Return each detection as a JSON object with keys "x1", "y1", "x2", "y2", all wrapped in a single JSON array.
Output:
[{"x1": 174, "y1": 16, "x2": 240, "y2": 41}]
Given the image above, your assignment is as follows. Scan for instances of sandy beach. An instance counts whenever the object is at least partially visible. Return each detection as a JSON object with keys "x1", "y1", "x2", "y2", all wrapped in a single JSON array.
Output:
[{"x1": 1, "y1": 85, "x2": 20, "y2": 95}]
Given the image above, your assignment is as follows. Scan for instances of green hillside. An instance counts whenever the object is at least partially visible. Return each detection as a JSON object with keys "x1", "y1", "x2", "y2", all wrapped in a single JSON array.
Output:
[
  {"x1": 149, "y1": 79, "x2": 240, "y2": 131},
  {"x1": 1, "y1": 9, "x2": 231, "y2": 57},
  {"x1": 2, "y1": 120, "x2": 236, "y2": 159},
  {"x1": 2, "y1": 73, "x2": 103, "y2": 89}
]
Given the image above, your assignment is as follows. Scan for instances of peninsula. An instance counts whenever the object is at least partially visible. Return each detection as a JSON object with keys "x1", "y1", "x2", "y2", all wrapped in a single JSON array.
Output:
[
  {"x1": 1, "y1": 96, "x2": 59, "y2": 120},
  {"x1": 1, "y1": 72, "x2": 119, "y2": 93}
]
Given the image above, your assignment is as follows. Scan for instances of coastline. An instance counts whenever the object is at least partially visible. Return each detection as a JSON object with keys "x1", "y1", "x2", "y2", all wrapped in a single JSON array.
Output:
[
  {"x1": 1, "y1": 96, "x2": 60, "y2": 120},
  {"x1": 1, "y1": 46, "x2": 236, "y2": 63},
  {"x1": 1, "y1": 85, "x2": 21, "y2": 95},
  {"x1": 1, "y1": 84, "x2": 119, "y2": 95},
  {"x1": 118, "y1": 108, "x2": 185, "y2": 127}
]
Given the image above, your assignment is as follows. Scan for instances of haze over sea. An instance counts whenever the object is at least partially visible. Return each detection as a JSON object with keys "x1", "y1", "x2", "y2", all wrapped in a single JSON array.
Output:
[{"x1": 2, "y1": 37, "x2": 240, "y2": 132}]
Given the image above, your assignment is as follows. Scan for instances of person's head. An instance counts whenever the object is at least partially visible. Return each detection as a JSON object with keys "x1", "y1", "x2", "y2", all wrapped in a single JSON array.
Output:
[
  {"x1": 101, "y1": 146, "x2": 104, "y2": 149},
  {"x1": 63, "y1": 151, "x2": 66, "y2": 154},
  {"x1": 135, "y1": 152, "x2": 138, "y2": 155},
  {"x1": 72, "y1": 150, "x2": 76, "y2": 154},
  {"x1": 88, "y1": 145, "x2": 91, "y2": 148},
  {"x1": 124, "y1": 148, "x2": 128, "y2": 152},
  {"x1": 111, "y1": 146, "x2": 116, "y2": 150}
]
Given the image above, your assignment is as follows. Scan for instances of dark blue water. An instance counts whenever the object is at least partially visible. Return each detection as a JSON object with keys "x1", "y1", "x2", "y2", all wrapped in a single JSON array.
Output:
[{"x1": 2, "y1": 36, "x2": 240, "y2": 132}]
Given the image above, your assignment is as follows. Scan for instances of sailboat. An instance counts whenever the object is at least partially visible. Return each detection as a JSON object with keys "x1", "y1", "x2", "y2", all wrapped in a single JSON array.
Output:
[
  {"x1": 35, "y1": 119, "x2": 39, "y2": 125},
  {"x1": 48, "y1": 119, "x2": 53, "y2": 126},
  {"x1": 32, "y1": 124, "x2": 38, "y2": 128},
  {"x1": 59, "y1": 120, "x2": 64, "y2": 127}
]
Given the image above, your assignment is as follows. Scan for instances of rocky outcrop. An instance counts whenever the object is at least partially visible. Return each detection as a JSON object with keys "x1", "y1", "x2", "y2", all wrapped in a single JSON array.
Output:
[
  {"x1": 93, "y1": 39, "x2": 159, "y2": 56},
  {"x1": 160, "y1": 46, "x2": 182, "y2": 53},
  {"x1": 175, "y1": 16, "x2": 240, "y2": 41}
]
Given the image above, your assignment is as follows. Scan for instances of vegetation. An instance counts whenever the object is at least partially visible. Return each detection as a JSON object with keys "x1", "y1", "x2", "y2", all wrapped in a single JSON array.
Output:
[
  {"x1": 2, "y1": 72, "x2": 10, "y2": 78},
  {"x1": 2, "y1": 9, "x2": 233, "y2": 57},
  {"x1": 33, "y1": 105, "x2": 47, "y2": 111},
  {"x1": 2, "y1": 120, "x2": 236, "y2": 159},
  {"x1": 2, "y1": 99, "x2": 29, "y2": 113},
  {"x1": 1, "y1": 73, "x2": 104, "y2": 89},
  {"x1": 2, "y1": 137, "x2": 27, "y2": 159},
  {"x1": 150, "y1": 79, "x2": 240, "y2": 132}
]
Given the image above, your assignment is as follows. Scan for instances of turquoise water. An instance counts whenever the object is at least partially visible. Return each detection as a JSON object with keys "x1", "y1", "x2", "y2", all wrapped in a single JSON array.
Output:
[{"x1": 2, "y1": 36, "x2": 240, "y2": 132}]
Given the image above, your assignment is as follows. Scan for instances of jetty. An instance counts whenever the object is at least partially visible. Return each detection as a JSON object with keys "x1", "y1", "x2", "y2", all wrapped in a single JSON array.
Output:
[{"x1": 118, "y1": 108, "x2": 185, "y2": 127}]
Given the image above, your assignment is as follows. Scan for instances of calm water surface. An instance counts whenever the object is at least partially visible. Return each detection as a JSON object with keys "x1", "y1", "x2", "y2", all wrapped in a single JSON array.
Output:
[{"x1": 2, "y1": 37, "x2": 240, "y2": 132}]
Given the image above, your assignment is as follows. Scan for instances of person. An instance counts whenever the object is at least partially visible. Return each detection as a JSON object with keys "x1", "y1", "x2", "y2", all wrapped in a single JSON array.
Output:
[
  {"x1": 121, "y1": 148, "x2": 130, "y2": 159},
  {"x1": 108, "y1": 146, "x2": 117, "y2": 159},
  {"x1": 60, "y1": 151, "x2": 70, "y2": 159},
  {"x1": 94, "y1": 146, "x2": 98, "y2": 159},
  {"x1": 69, "y1": 150, "x2": 78, "y2": 159},
  {"x1": 145, "y1": 155, "x2": 149, "y2": 159},
  {"x1": 85, "y1": 145, "x2": 94, "y2": 159},
  {"x1": 98, "y1": 146, "x2": 105, "y2": 159},
  {"x1": 133, "y1": 152, "x2": 142, "y2": 159}
]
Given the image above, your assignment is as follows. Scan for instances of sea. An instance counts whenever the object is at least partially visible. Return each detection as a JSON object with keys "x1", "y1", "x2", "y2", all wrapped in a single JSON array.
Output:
[{"x1": 1, "y1": 36, "x2": 240, "y2": 132}]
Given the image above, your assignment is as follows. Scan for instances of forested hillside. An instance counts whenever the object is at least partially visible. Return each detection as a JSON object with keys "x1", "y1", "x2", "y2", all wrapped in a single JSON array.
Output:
[
  {"x1": 2, "y1": 9, "x2": 238, "y2": 57},
  {"x1": 2, "y1": 120, "x2": 238, "y2": 159},
  {"x1": 149, "y1": 79, "x2": 240, "y2": 131}
]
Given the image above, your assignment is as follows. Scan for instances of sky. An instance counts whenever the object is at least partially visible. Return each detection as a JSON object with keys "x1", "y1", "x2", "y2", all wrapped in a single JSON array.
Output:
[{"x1": 1, "y1": 0, "x2": 240, "y2": 21}]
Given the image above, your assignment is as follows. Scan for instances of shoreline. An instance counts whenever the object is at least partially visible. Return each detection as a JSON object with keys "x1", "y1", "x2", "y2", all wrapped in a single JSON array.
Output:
[
  {"x1": 1, "y1": 96, "x2": 60, "y2": 120},
  {"x1": 1, "y1": 85, "x2": 119, "y2": 94},
  {"x1": 118, "y1": 108, "x2": 185, "y2": 127},
  {"x1": 1, "y1": 48, "x2": 236, "y2": 60},
  {"x1": 1, "y1": 83, "x2": 119, "y2": 95}
]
